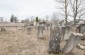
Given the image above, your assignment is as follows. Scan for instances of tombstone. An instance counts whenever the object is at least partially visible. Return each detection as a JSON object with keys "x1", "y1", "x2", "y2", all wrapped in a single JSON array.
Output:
[
  {"x1": 27, "y1": 26, "x2": 32, "y2": 32},
  {"x1": 1, "y1": 27, "x2": 6, "y2": 31},
  {"x1": 48, "y1": 32, "x2": 61, "y2": 54},
  {"x1": 76, "y1": 24, "x2": 85, "y2": 40},
  {"x1": 63, "y1": 33, "x2": 83, "y2": 53},
  {"x1": 27, "y1": 26, "x2": 32, "y2": 33},
  {"x1": 46, "y1": 23, "x2": 50, "y2": 30},
  {"x1": 82, "y1": 32, "x2": 85, "y2": 40},
  {"x1": 77, "y1": 44, "x2": 85, "y2": 50},
  {"x1": 77, "y1": 43, "x2": 85, "y2": 55},
  {"x1": 64, "y1": 25, "x2": 71, "y2": 40},
  {"x1": 30, "y1": 23, "x2": 34, "y2": 26},
  {"x1": 59, "y1": 26, "x2": 66, "y2": 40},
  {"x1": 76, "y1": 24, "x2": 85, "y2": 34},
  {"x1": 48, "y1": 25, "x2": 61, "y2": 54},
  {"x1": 37, "y1": 23, "x2": 45, "y2": 38},
  {"x1": 65, "y1": 25, "x2": 71, "y2": 33},
  {"x1": 24, "y1": 24, "x2": 30, "y2": 29}
]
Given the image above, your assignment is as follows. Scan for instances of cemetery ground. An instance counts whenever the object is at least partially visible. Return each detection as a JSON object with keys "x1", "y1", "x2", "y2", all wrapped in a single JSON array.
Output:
[{"x1": 0, "y1": 27, "x2": 85, "y2": 55}]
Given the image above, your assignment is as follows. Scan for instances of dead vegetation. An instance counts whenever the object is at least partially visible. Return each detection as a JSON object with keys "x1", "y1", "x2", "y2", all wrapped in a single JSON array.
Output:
[{"x1": 0, "y1": 26, "x2": 84, "y2": 55}]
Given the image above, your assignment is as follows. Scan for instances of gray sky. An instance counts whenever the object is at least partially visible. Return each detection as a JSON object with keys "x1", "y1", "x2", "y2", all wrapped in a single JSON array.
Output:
[{"x1": 0, "y1": 0, "x2": 59, "y2": 21}]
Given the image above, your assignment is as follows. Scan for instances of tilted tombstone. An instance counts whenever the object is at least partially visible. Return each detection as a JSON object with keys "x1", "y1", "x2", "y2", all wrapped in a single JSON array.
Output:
[
  {"x1": 37, "y1": 24, "x2": 45, "y2": 38},
  {"x1": 63, "y1": 33, "x2": 83, "y2": 53},
  {"x1": 48, "y1": 25, "x2": 61, "y2": 54}
]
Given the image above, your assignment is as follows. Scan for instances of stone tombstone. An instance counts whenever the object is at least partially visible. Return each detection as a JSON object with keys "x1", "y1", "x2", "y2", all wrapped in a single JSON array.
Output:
[
  {"x1": 80, "y1": 24, "x2": 85, "y2": 33},
  {"x1": 1, "y1": 27, "x2": 6, "y2": 31},
  {"x1": 50, "y1": 22, "x2": 53, "y2": 38},
  {"x1": 76, "y1": 24, "x2": 85, "y2": 33},
  {"x1": 37, "y1": 23, "x2": 45, "y2": 38},
  {"x1": 49, "y1": 30, "x2": 61, "y2": 54},
  {"x1": 82, "y1": 32, "x2": 85, "y2": 40},
  {"x1": 27, "y1": 26, "x2": 32, "y2": 33},
  {"x1": 48, "y1": 37, "x2": 60, "y2": 54},
  {"x1": 59, "y1": 26, "x2": 66, "y2": 40},
  {"x1": 46, "y1": 23, "x2": 50, "y2": 30},
  {"x1": 63, "y1": 33, "x2": 83, "y2": 53},
  {"x1": 48, "y1": 25, "x2": 61, "y2": 54},
  {"x1": 65, "y1": 25, "x2": 71, "y2": 33},
  {"x1": 76, "y1": 24, "x2": 85, "y2": 40},
  {"x1": 64, "y1": 25, "x2": 71, "y2": 40}
]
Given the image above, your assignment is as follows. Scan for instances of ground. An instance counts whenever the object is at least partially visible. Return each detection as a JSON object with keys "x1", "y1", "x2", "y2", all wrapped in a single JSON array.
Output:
[{"x1": 0, "y1": 27, "x2": 85, "y2": 55}]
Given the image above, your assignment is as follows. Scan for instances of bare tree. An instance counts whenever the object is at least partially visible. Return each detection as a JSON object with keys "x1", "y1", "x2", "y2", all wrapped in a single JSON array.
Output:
[
  {"x1": 78, "y1": 12, "x2": 85, "y2": 22},
  {"x1": 69, "y1": 0, "x2": 85, "y2": 25},
  {"x1": 65, "y1": 0, "x2": 68, "y2": 25},
  {"x1": 51, "y1": 13, "x2": 59, "y2": 25},
  {"x1": 55, "y1": 0, "x2": 69, "y2": 25}
]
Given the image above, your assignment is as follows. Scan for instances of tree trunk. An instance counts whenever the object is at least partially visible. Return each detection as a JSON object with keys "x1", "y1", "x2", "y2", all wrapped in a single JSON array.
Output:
[
  {"x1": 74, "y1": 16, "x2": 76, "y2": 26},
  {"x1": 74, "y1": 0, "x2": 78, "y2": 26},
  {"x1": 65, "y1": 0, "x2": 68, "y2": 25}
]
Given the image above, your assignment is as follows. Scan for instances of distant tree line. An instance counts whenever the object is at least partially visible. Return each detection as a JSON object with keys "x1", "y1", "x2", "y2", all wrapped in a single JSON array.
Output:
[{"x1": 10, "y1": 15, "x2": 18, "y2": 22}]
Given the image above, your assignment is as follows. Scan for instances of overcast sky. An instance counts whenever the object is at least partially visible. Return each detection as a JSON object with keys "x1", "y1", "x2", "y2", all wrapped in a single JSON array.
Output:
[{"x1": 0, "y1": 0, "x2": 59, "y2": 21}]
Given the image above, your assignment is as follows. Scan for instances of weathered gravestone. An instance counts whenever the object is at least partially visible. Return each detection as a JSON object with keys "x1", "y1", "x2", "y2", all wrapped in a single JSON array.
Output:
[
  {"x1": 37, "y1": 24, "x2": 45, "y2": 38},
  {"x1": 63, "y1": 33, "x2": 83, "y2": 53},
  {"x1": 82, "y1": 32, "x2": 85, "y2": 40},
  {"x1": 59, "y1": 26, "x2": 66, "y2": 40},
  {"x1": 46, "y1": 23, "x2": 50, "y2": 30},
  {"x1": 77, "y1": 44, "x2": 85, "y2": 55},
  {"x1": 27, "y1": 26, "x2": 32, "y2": 34},
  {"x1": 64, "y1": 25, "x2": 71, "y2": 40},
  {"x1": 76, "y1": 24, "x2": 85, "y2": 34},
  {"x1": 48, "y1": 25, "x2": 61, "y2": 54},
  {"x1": 76, "y1": 24, "x2": 85, "y2": 39},
  {"x1": 1, "y1": 27, "x2": 6, "y2": 31},
  {"x1": 27, "y1": 26, "x2": 32, "y2": 31}
]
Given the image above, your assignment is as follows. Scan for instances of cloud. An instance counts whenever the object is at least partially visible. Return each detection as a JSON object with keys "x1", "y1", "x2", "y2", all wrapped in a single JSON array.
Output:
[{"x1": 0, "y1": 0, "x2": 58, "y2": 20}]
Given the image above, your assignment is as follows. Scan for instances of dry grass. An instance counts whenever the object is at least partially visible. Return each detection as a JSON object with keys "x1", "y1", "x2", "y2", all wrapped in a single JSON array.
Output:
[{"x1": 0, "y1": 27, "x2": 84, "y2": 55}]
